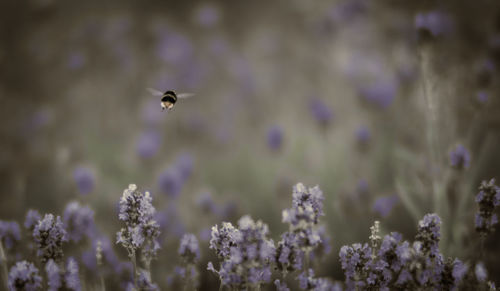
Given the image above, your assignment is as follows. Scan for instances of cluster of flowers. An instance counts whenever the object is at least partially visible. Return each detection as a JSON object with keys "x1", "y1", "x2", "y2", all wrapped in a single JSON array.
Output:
[
  {"x1": 208, "y1": 183, "x2": 337, "y2": 290},
  {"x1": 0, "y1": 180, "x2": 499, "y2": 290},
  {"x1": 339, "y1": 214, "x2": 495, "y2": 290},
  {"x1": 475, "y1": 178, "x2": 500, "y2": 236},
  {"x1": 3, "y1": 205, "x2": 87, "y2": 290}
]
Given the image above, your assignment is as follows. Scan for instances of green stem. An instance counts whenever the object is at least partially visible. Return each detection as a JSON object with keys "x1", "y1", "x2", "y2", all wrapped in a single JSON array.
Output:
[
  {"x1": 100, "y1": 274, "x2": 106, "y2": 291},
  {"x1": 130, "y1": 250, "x2": 138, "y2": 288}
]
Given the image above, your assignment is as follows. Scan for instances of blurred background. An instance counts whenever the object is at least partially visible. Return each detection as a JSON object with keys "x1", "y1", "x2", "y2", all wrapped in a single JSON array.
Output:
[{"x1": 1, "y1": 0, "x2": 500, "y2": 289}]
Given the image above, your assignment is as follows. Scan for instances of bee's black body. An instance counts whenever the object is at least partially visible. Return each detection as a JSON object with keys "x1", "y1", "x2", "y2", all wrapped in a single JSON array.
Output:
[{"x1": 161, "y1": 91, "x2": 177, "y2": 110}]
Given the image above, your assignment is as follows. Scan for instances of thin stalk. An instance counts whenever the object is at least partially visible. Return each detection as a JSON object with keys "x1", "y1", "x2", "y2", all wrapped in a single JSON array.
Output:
[
  {"x1": 0, "y1": 241, "x2": 9, "y2": 289},
  {"x1": 130, "y1": 250, "x2": 138, "y2": 288},
  {"x1": 100, "y1": 274, "x2": 106, "y2": 291}
]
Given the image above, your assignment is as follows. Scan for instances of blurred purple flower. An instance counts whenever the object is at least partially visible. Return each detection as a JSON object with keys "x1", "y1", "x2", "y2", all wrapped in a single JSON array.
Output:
[
  {"x1": 156, "y1": 32, "x2": 193, "y2": 66},
  {"x1": 179, "y1": 233, "x2": 200, "y2": 264},
  {"x1": 136, "y1": 130, "x2": 161, "y2": 159},
  {"x1": 309, "y1": 99, "x2": 333, "y2": 127},
  {"x1": 24, "y1": 209, "x2": 41, "y2": 231},
  {"x1": 475, "y1": 262, "x2": 487, "y2": 282},
  {"x1": 67, "y1": 51, "x2": 86, "y2": 70},
  {"x1": 0, "y1": 221, "x2": 21, "y2": 250},
  {"x1": 65, "y1": 257, "x2": 81, "y2": 291},
  {"x1": 267, "y1": 125, "x2": 284, "y2": 151},
  {"x1": 274, "y1": 279, "x2": 290, "y2": 291},
  {"x1": 196, "y1": 192, "x2": 217, "y2": 214},
  {"x1": 8, "y1": 261, "x2": 42, "y2": 291},
  {"x1": 73, "y1": 166, "x2": 95, "y2": 195},
  {"x1": 63, "y1": 201, "x2": 95, "y2": 243},
  {"x1": 194, "y1": 3, "x2": 220, "y2": 28},
  {"x1": 359, "y1": 79, "x2": 397, "y2": 109},
  {"x1": 372, "y1": 195, "x2": 399, "y2": 218},
  {"x1": 355, "y1": 125, "x2": 371, "y2": 145},
  {"x1": 158, "y1": 168, "x2": 183, "y2": 198},
  {"x1": 356, "y1": 179, "x2": 369, "y2": 199},
  {"x1": 175, "y1": 153, "x2": 194, "y2": 182},
  {"x1": 415, "y1": 11, "x2": 453, "y2": 37},
  {"x1": 477, "y1": 91, "x2": 488, "y2": 103},
  {"x1": 46, "y1": 259, "x2": 61, "y2": 291},
  {"x1": 328, "y1": 0, "x2": 366, "y2": 24},
  {"x1": 449, "y1": 144, "x2": 470, "y2": 169},
  {"x1": 475, "y1": 179, "x2": 500, "y2": 235}
]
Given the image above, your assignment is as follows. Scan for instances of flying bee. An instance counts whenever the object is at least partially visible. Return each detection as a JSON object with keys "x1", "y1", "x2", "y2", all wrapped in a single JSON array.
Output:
[{"x1": 147, "y1": 88, "x2": 195, "y2": 111}]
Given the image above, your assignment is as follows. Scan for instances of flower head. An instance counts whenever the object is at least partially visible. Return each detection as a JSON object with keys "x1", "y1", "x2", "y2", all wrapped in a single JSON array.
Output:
[
  {"x1": 33, "y1": 214, "x2": 68, "y2": 263},
  {"x1": 8, "y1": 261, "x2": 42, "y2": 291},
  {"x1": 73, "y1": 166, "x2": 95, "y2": 195},
  {"x1": 179, "y1": 233, "x2": 200, "y2": 265},
  {"x1": 267, "y1": 125, "x2": 284, "y2": 151},
  {"x1": 449, "y1": 144, "x2": 470, "y2": 169},
  {"x1": 0, "y1": 221, "x2": 21, "y2": 250},
  {"x1": 24, "y1": 210, "x2": 41, "y2": 231},
  {"x1": 63, "y1": 202, "x2": 95, "y2": 243},
  {"x1": 475, "y1": 179, "x2": 500, "y2": 236}
]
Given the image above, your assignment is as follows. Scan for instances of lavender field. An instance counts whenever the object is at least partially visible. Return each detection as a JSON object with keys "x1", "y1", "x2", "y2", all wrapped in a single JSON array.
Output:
[{"x1": 1, "y1": 0, "x2": 500, "y2": 290}]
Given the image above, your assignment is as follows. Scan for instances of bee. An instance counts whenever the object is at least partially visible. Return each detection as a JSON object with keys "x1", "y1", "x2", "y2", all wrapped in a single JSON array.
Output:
[{"x1": 147, "y1": 88, "x2": 194, "y2": 111}]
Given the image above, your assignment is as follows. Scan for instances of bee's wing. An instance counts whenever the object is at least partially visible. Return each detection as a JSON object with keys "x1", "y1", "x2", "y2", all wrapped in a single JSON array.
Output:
[
  {"x1": 177, "y1": 93, "x2": 195, "y2": 99},
  {"x1": 146, "y1": 87, "x2": 164, "y2": 97}
]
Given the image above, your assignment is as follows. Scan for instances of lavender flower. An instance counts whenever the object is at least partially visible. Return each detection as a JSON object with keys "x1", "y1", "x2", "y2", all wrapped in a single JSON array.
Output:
[
  {"x1": 339, "y1": 243, "x2": 373, "y2": 289},
  {"x1": 24, "y1": 210, "x2": 41, "y2": 231},
  {"x1": 309, "y1": 99, "x2": 333, "y2": 127},
  {"x1": 73, "y1": 166, "x2": 95, "y2": 195},
  {"x1": 415, "y1": 214, "x2": 441, "y2": 257},
  {"x1": 136, "y1": 130, "x2": 161, "y2": 159},
  {"x1": 129, "y1": 270, "x2": 159, "y2": 291},
  {"x1": 8, "y1": 261, "x2": 42, "y2": 291},
  {"x1": 355, "y1": 125, "x2": 371, "y2": 146},
  {"x1": 372, "y1": 195, "x2": 399, "y2": 218},
  {"x1": 116, "y1": 184, "x2": 160, "y2": 265},
  {"x1": 65, "y1": 257, "x2": 81, "y2": 291},
  {"x1": 475, "y1": 262, "x2": 487, "y2": 282},
  {"x1": 267, "y1": 125, "x2": 284, "y2": 151},
  {"x1": 449, "y1": 144, "x2": 470, "y2": 169},
  {"x1": 196, "y1": 192, "x2": 217, "y2": 214},
  {"x1": 208, "y1": 216, "x2": 275, "y2": 290},
  {"x1": 475, "y1": 179, "x2": 500, "y2": 235},
  {"x1": 33, "y1": 214, "x2": 68, "y2": 263},
  {"x1": 415, "y1": 11, "x2": 453, "y2": 38},
  {"x1": 45, "y1": 260, "x2": 61, "y2": 291},
  {"x1": 158, "y1": 168, "x2": 183, "y2": 198},
  {"x1": 178, "y1": 233, "x2": 200, "y2": 265},
  {"x1": 194, "y1": 3, "x2": 220, "y2": 28},
  {"x1": 63, "y1": 201, "x2": 95, "y2": 243},
  {"x1": 297, "y1": 268, "x2": 336, "y2": 290},
  {"x1": 274, "y1": 279, "x2": 290, "y2": 291},
  {"x1": 358, "y1": 79, "x2": 397, "y2": 109},
  {"x1": 0, "y1": 221, "x2": 21, "y2": 250},
  {"x1": 477, "y1": 91, "x2": 488, "y2": 103}
]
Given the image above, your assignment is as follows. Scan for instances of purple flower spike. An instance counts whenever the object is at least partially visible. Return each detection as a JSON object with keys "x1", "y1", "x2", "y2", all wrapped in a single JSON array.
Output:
[
  {"x1": 24, "y1": 209, "x2": 41, "y2": 231},
  {"x1": 309, "y1": 99, "x2": 333, "y2": 127},
  {"x1": 179, "y1": 233, "x2": 200, "y2": 264},
  {"x1": 267, "y1": 125, "x2": 284, "y2": 151},
  {"x1": 8, "y1": 261, "x2": 42, "y2": 291},
  {"x1": 33, "y1": 214, "x2": 68, "y2": 263},
  {"x1": 372, "y1": 195, "x2": 399, "y2": 218},
  {"x1": 73, "y1": 166, "x2": 95, "y2": 195},
  {"x1": 449, "y1": 144, "x2": 470, "y2": 169},
  {"x1": 0, "y1": 221, "x2": 21, "y2": 250},
  {"x1": 136, "y1": 130, "x2": 161, "y2": 159},
  {"x1": 63, "y1": 202, "x2": 95, "y2": 243},
  {"x1": 475, "y1": 179, "x2": 500, "y2": 235}
]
